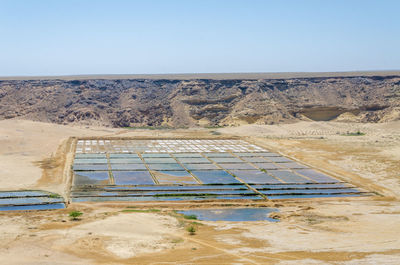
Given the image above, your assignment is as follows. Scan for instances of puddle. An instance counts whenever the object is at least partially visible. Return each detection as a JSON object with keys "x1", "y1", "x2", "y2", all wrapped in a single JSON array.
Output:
[{"x1": 177, "y1": 208, "x2": 279, "y2": 222}]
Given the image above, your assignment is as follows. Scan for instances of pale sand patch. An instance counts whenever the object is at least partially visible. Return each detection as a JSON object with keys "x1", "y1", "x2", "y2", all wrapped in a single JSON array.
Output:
[
  {"x1": 0, "y1": 119, "x2": 117, "y2": 190},
  {"x1": 53, "y1": 213, "x2": 181, "y2": 259}
]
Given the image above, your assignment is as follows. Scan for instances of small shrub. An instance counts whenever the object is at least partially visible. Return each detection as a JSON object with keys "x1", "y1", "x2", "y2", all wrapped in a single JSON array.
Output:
[
  {"x1": 186, "y1": 225, "x2": 196, "y2": 235},
  {"x1": 69, "y1": 211, "x2": 83, "y2": 221},
  {"x1": 341, "y1": 131, "x2": 366, "y2": 136},
  {"x1": 183, "y1": 214, "x2": 197, "y2": 220},
  {"x1": 210, "y1": 130, "x2": 221, "y2": 135}
]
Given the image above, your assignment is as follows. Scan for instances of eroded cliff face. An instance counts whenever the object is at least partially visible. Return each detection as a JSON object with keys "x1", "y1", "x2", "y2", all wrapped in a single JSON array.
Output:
[{"x1": 0, "y1": 76, "x2": 399, "y2": 127}]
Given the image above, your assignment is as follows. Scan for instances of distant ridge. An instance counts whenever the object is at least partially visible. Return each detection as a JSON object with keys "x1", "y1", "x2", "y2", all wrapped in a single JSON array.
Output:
[
  {"x1": 0, "y1": 74, "x2": 399, "y2": 127},
  {"x1": 1, "y1": 71, "x2": 400, "y2": 81}
]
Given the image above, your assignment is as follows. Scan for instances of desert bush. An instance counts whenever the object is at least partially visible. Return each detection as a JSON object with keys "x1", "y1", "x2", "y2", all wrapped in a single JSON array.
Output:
[{"x1": 69, "y1": 210, "x2": 83, "y2": 221}]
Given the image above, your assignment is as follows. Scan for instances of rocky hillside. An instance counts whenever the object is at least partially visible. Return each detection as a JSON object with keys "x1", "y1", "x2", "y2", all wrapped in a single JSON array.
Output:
[{"x1": 0, "y1": 75, "x2": 399, "y2": 127}]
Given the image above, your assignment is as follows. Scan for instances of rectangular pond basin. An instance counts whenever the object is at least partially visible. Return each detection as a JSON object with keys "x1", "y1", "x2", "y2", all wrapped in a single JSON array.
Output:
[
  {"x1": 241, "y1": 157, "x2": 269, "y2": 163},
  {"x1": 279, "y1": 162, "x2": 309, "y2": 169},
  {"x1": 204, "y1": 153, "x2": 235, "y2": 158},
  {"x1": 247, "y1": 152, "x2": 281, "y2": 157},
  {"x1": 73, "y1": 164, "x2": 109, "y2": 171},
  {"x1": 0, "y1": 203, "x2": 65, "y2": 211},
  {"x1": 109, "y1": 158, "x2": 142, "y2": 164},
  {"x1": 172, "y1": 153, "x2": 204, "y2": 158},
  {"x1": 267, "y1": 170, "x2": 314, "y2": 184},
  {"x1": 143, "y1": 157, "x2": 177, "y2": 164},
  {"x1": 109, "y1": 153, "x2": 140, "y2": 158},
  {"x1": 252, "y1": 163, "x2": 285, "y2": 170},
  {"x1": 75, "y1": 154, "x2": 107, "y2": 159},
  {"x1": 177, "y1": 208, "x2": 279, "y2": 222},
  {"x1": 218, "y1": 163, "x2": 256, "y2": 170},
  {"x1": 268, "y1": 194, "x2": 365, "y2": 200},
  {"x1": 191, "y1": 170, "x2": 242, "y2": 184},
  {"x1": 233, "y1": 153, "x2": 262, "y2": 157},
  {"x1": 102, "y1": 185, "x2": 248, "y2": 191},
  {"x1": 251, "y1": 183, "x2": 352, "y2": 190},
  {"x1": 184, "y1": 163, "x2": 219, "y2": 170},
  {"x1": 74, "y1": 159, "x2": 108, "y2": 164},
  {"x1": 71, "y1": 195, "x2": 263, "y2": 202},
  {"x1": 141, "y1": 153, "x2": 172, "y2": 158},
  {"x1": 0, "y1": 197, "x2": 64, "y2": 206},
  {"x1": 110, "y1": 164, "x2": 147, "y2": 171},
  {"x1": 152, "y1": 171, "x2": 199, "y2": 185},
  {"x1": 295, "y1": 169, "x2": 340, "y2": 183},
  {"x1": 175, "y1": 157, "x2": 210, "y2": 164},
  {"x1": 209, "y1": 157, "x2": 243, "y2": 163},
  {"x1": 74, "y1": 171, "x2": 111, "y2": 185},
  {"x1": 0, "y1": 191, "x2": 52, "y2": 198},
  {"x1": 147, "y1": 163, "x2": 185, "y2": 171},
  {"x1": 113, "y1": 171, "x2": 155, "y2": 185},
  {"x1": 73, "y1": 189, "x2": 257, "y2": 197},
  {"x1": 264, "y1": 157, "x2": 294, "y2": 163},
  {"x1": 260, "y1": 188, "x2": 362, "y2": 196},
  {"x1": 231, "y1": 170, "x2": 282, "y2": 184}
]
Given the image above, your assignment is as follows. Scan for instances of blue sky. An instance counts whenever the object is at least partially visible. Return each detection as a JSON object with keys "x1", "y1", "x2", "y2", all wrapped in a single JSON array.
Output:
[{"x1": 0, "y1": 0, "x2": 399, "y2": 76}]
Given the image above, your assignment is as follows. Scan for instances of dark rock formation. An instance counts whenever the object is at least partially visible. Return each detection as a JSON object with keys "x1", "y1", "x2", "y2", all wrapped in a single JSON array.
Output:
[{"x1": 0, "y1": 75, "x2": 399, "y2": 127}]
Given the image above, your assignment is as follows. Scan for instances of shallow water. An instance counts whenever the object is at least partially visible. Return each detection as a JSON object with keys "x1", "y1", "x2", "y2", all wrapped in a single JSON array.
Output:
[
  {"x1": 71, "y1": 195, "x2": 263, "y2": 202},
  {"x1": 177, "y1": 208, "x2": 279, "y2": 222},
  {"x1": 0, "y1": 197, "x2": 64, "y2": 205},
  {"x1": 102, "y1": 185, "x2": 247, "y2": 191},
  {"x1": 268, "y1": 194, "x2": 364, "y2": 199},
  {"x1": 0, "y1": 203, "x2": 65, "y2": 211}
]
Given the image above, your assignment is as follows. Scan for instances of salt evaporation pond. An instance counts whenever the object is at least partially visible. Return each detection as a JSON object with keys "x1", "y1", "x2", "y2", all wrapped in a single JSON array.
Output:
[{"x1": 177, "y1": 208, "x2": 279, "y2": 222}]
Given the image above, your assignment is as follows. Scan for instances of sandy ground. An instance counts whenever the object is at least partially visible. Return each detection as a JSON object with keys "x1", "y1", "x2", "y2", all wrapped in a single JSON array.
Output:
[{"x1": 0, "y1": 119, "x2": 399, "y2": 264}]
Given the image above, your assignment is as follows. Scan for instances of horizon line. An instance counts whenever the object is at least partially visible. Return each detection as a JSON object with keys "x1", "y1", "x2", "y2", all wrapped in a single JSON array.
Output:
[{"x1": 1, "y1": 70, "x2": 400, "y2": 81}]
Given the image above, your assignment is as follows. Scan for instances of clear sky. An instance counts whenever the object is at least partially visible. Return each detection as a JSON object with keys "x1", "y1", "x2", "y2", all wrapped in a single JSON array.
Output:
[{"x1": 0, "y1": 0, "x2": 399, "y2": 76}]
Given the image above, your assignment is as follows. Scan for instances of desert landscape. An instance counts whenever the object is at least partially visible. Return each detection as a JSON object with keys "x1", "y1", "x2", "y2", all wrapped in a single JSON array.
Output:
[
  {"x1": 2, "y1": 0, "x2": 399, "y2": 263},
  {"x1": 1, "y1": 72, "x2": 400, "y2": 264}
]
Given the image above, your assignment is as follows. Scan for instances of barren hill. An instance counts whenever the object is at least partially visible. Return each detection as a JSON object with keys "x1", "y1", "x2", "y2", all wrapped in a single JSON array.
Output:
[{"x1": 0, "y1": 73, "x2": 399, "y2": 127}]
